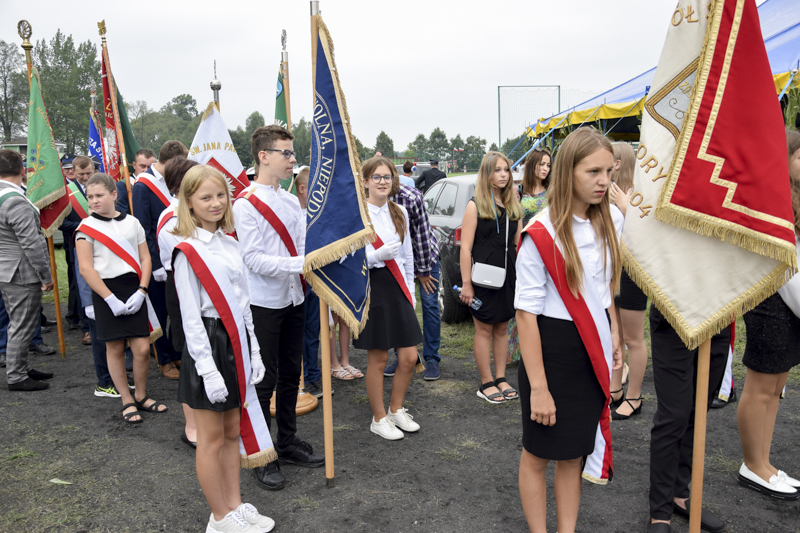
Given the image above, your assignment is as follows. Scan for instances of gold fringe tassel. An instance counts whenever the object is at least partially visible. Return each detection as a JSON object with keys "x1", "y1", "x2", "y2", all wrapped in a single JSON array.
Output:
[
  {"x1": 200, "y1": 101, "x2": 216, "y2": 122},
  {"x1": 305, "y1": 269, "x2": 370, "y2": 338},
  {"x1": 653, "y1": 208, "x2": 798, "y2": 269},
  {"x1": 303, "y1": 227, "x2": 376, "y2": 274},
  {"x1": 581, "y1": 472, "x2": 609, "y2": 486},
  {"x1": 621, "y1": 242, "x2": 794, "y2": 349},
  {"x1": 41, "y1": 202, "x2": 71, "y2": 240},
  {"x1": 240, "y1": 448, "x2": 278, "y2": 469},
  {"x1": 149, "y1": 326, "x2": 163, "y2": 345}
]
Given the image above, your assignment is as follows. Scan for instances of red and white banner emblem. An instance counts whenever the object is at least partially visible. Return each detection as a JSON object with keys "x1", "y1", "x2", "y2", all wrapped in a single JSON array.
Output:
[{"x1": 188, "y1": 103, "x2": 249, "y2": 197}]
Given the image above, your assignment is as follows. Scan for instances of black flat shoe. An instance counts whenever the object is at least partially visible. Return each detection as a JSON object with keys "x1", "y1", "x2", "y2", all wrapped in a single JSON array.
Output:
[
  {"x1": 8, "y1": 377, "x2": 49, "y2": 391},
  {"x1": 612, "y1": 397, "x2": 642, "y2": 421},
  {"x1": 647, "y1": 522, "x2": 671, "y2": 533},
  {"x1": 672, "y1": 499, "x2": 725, "y2": 533},
  {"x1": 180, "y1": 432, "x2": 197, "y2": 449},
  {"x1": 254, "y1": 461, "x2": 285, "y2": 491},
  {"x1": 277, "y1": 440, "x2": 324, "y2": 468},
  {"x1": 28, "y1": 369, "x2": 54, "y2": 381},
  {"x1": 610, "y1": 388, "x2": 625, "y2": 408}
]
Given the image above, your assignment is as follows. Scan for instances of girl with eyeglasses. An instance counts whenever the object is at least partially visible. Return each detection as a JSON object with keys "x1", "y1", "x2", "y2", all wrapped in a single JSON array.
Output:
[
  {"x1": 354, "y1": 156, "x2": 422, "y2": 441},
  {"x1": 459, "y1": 151, "x2": 523, "y2": 404}
]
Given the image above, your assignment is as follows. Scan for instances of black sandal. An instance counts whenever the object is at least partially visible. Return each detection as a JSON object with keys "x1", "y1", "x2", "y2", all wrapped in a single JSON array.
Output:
[
  {"x1": 121, "y1": 403, "x2": 142, "y2": 424},
  {"x1": 611, "y1": 397, "x2": 642, "y2": 421},
  {"x1": 495, "y1": 377, "x2": 518, "y2": 400},
  {"x1": 134, "y1": 396, "x2": 168, "y2": 413},
  {"x1": 477, "y1": 381, "x2": 506, "y2": 404},
  {"x1": 610, "y1": 388, "x2": 625, "y2": 408}
]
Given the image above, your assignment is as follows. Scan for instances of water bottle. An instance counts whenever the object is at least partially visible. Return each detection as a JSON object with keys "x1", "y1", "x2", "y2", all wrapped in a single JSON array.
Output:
[{"x1": 453, "y1": 285, "x2": 482, "y2": 310}]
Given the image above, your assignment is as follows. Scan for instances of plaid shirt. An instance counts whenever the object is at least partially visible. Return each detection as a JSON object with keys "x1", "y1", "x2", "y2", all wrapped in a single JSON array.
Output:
[{"x1": 391, "y1": 184, "x2": 438, "y2": 277}]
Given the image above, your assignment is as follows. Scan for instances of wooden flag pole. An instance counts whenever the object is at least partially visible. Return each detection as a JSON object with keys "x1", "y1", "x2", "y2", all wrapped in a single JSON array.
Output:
[
  {"x1": 689, "y1": 338, "x2": 712, "y2": 533},
  {"x1": 18, "y1": 20, "x2": 66, "y2": 358},
  {"x1": 98, "y1": 21, "x2": 133, "y2": 213},
  {"x1": 310, "y1": 0, "x2": 334, "y2": 488}
]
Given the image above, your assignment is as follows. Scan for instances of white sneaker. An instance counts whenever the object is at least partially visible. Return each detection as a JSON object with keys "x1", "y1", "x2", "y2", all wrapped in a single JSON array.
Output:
[
  {"x1": 738, "y1": 463, "x2": 798, "y2": 500},
  {"x1": 237, "y1": 503, "x2": 275, "y2": 532},
  {"x1": 370, "y1": 416, "x2": 404, "y2": 440},
  {"x1": 777, "y1": 470, "x2": 800, "y2": 488},
  {"x1": 387, "y1": 407, "x2": 420, "y2": 432},
  {"x1": 206, "y1": 510, "x2": 261, "y2": 533}
]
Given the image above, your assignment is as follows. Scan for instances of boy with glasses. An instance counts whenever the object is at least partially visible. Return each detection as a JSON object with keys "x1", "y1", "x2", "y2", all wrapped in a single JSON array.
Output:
[{"x1": 233, "y1": 125, "x2": 323, "y2": 491}]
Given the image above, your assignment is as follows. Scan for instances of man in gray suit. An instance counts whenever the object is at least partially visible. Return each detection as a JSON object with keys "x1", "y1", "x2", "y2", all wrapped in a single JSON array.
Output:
[{"x1": 0, "y1": 150, "x2": 54, "y2": 391}]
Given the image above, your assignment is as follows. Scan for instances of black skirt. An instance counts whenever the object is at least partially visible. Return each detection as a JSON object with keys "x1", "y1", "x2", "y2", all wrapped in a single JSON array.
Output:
[
  {"x1": 742, "y1": 293, "x2": 800, "y2": 374},
  {"x1": 177, "y1": 317, "x2": 241, "y2": 412},
  {"x1": 165, "y1": 270, "x2": 185, "y2": 354},
  {"x1": 91, "y1": 273, "x2": 149, "y2": 341},
  {"x1": 519, "y1": 315, "x2": 606, "y2": 460},
  {"x1": 469, "y1": 204, "x2": 517, "y2": 324},
  {"x1": 353, "y1": 267, "x2": 423, "y2": 350},
  {"x1": 614, "y1": 267, "x2": 648, "y2": 311}
]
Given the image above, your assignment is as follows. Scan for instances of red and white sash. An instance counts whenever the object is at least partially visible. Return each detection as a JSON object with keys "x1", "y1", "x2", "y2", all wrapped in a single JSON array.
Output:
[
  {"x1": 372, "y1": 234, "x2": 413, "y2": 306},
  {"x1": 525, "y1": 212, "x2": 614, "y2": 484},
  {"x1": 175, "y1": 238, "x2": 276, "y2": 467},
  {"x1": 156, "y1": 204, "x2": 177, "y2": 238},
  {"x1": 76, "y1": 216, "x2": 162, "y2": 343},
  {"x1": 67, "y1": 182, "x2": 89, "y2": 219},
  {"x1": 237, "y1": 186, "x2": 307, "y2": 292},
  {"x1": 136, "y1": 174, "x2": 172, "y2": 209}
]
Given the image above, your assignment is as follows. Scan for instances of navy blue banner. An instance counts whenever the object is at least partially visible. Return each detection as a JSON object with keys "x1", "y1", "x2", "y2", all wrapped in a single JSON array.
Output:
[
  {"x1": 304, "y1": 18, "x2": 374, "y2": 334},
  {"x1": 88, "y1": 114, "x2": 106, "y2": 173}
]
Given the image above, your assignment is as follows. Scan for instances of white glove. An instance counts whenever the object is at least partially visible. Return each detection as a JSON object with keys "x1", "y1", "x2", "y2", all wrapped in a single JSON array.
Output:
[
  {"x1": 201, "y1": 370, "x2": 229, "y2": 404},
  {"x1": 288, "y1": 256, "x2": 305, "y2": 275},
  {"x1": 84, "y1": 305, "x2": 95, "y2": 320},
  {"x1": 372, "y1": 241, "x2": 401, "y2": 262},
  {"x1": 153, "y1": 267, "x2": 167, "y2": 282},
  {"x1": 250, "y1": 353, "x2": 265, "y2": 385},
  {"x1": 104, "y1": 294, "x2": 129, "y2": 317},
  {"x1": 125, "y1": 290, "x2": 146, "y2": 314}
]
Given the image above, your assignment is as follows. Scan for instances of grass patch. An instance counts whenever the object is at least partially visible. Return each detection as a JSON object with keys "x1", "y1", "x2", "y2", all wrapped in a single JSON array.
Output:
[
  {"x1": 453, "y1": 436, "x2": 482, "y2": 450},
  {"x1": 426, "y1": 380, "x2": 473, "y2": 398},
  {"x1": 352, "y1": 394, "x2": 371, "y2": 405},
  {"x1": 436, "y1": 447, "x2": 466, "y2": 461},
  {"x1": 332, "y1": 424, "x2": 356, "y2": 432},
  {"x1": 463, "y1": 362, "x2": 477, "y2": 370},
  {"x1": 289, "y1": 495, "x2": 320, "y2": 511},
  {"x1": 41, "y1": 247, "x2": 67, "y2": 305},
  {"x1": 706, "y1": 449, "x2": 740, "y2": 475},
  {"x1": 4, "y1": 446, "x2": 35, "y2": 462}
]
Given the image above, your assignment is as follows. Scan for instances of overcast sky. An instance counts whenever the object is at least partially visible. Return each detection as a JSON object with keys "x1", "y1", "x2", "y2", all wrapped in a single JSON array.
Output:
[{"x1": 4, "y1": 1, "x2": 720, "y2": 151}]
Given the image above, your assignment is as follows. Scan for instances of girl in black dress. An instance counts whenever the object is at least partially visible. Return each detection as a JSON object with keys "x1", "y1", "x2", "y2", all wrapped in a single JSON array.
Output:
[
  {"x1": 515, "y1": 129, "x2": 623, "y2": 533},
  {"x1": 735, "y1": 129, "x2": 800, "y2": 499},
  {"x1": 459, "y1": 151, "x2": 523, "y2": 404}
]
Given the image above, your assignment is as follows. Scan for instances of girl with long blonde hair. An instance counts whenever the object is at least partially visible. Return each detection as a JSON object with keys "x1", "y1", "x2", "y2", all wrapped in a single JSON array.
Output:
[
  {"x1": 459, "y1": 151, "x2": 523, "y2": 404},
  {"x1": 515, "y1": 128, "x2": 623, "y2": 533}
]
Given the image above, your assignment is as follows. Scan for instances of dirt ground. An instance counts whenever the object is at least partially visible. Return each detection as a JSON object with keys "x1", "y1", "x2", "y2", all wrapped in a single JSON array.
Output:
[{"x1": 1, "y1": 301, "x2": 799, "y2": 532}]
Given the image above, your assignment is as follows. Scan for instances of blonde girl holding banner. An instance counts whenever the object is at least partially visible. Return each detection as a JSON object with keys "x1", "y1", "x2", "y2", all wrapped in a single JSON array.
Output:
[
  {"x1": 354, "y1": 156, "x2": 423, "y2": 441},
  {"x1": 171, "y1": 165, "x2": 275, "y2": 533},
  {"x1": 76, "y1": 173, "x2": 166, "y2": 424},
  {"x1": 515, "y1": 128, "x2": 623, "y2": 533}
]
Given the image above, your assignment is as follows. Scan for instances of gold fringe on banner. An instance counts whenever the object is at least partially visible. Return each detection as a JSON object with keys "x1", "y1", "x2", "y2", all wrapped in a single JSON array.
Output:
[
  {"x1": 621, "y1": 242, "x2": 794, "y2": 349},
  {"x1": 240, "y1": 448, "x2": 278, "y2": 469},
  {"x1": 303, "y1": 15, "x2": 376, "y2": 274},
  {"x1": 148, "y1": 326, "x2": 163, "y2": 345},
  {"x1": 40, "y1": 204, "x2": 70, "y2": 239},
  {"x1": 304, "y1": 269, "x2": 370, "y2": 338},
  {"x1": 656, "y1": 0, "x2": 797, "y2": 269}
]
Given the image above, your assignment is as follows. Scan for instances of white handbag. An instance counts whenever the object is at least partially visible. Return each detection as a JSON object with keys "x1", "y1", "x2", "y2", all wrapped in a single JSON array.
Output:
[{"x1": 471, "y1": 209, "x2": 509, "y2": 290}]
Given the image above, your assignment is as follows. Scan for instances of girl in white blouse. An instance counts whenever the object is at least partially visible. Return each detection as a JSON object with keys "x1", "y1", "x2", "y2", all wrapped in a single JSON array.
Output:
[
  {"x1": 515, "y1": 129, "x2": 623, "y2": 533},
  {"x1": 75, "y1": 173, "x2": 166, "y2": 425},
  {"x1": 353, "y1": 157, "x2": 423, "y2": 441},
  {"x1": 171, "y1": 166, "x2": 274, "y2": 533}
]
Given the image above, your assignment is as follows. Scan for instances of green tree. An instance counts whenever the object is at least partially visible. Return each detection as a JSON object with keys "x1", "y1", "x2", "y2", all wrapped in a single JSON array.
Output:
[
  {"x1": 33, "y1": 30, "x2": 101, "y2": 153},
  {"x1": 245, "y1": 111, "x2": 265, "y2": 136},
  {"x1": 450, "y1": 133, "x2": 465, "y2": 171},
  {"x1": 428, "y1": 127, "x2": 449, "y2": 160},
  {"x1": 374, "y1": 131, "x2": 394, "y2": 157},
  {"x1": 464, "y1": 135, "x2": 487, "y2": 170},
  {"x1": 228, "y1": 126, "x2": 251, "y2": 168},
  {"x1": 407, "y1": 133, "x2": 428, "y2": 159},
  {"x1": 0, "y1": 40, "x2": 27, "y2": 142},
  {"x1": 353, "y1": 135, "x2": 370, "y2": 161},
  {"x1": 501, "y1": 133, "x2": 527, "y2": 164},
  {"x1": 292, "y1": 117, "x2": 312, "y2": 166},
  {"x1": 489, "y1": 142, "x2": 500, "y2": 152}
]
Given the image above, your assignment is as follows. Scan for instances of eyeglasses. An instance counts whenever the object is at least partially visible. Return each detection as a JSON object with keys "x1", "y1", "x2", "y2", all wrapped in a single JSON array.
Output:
[
  {"x1": 369, "y1": 174, "x2": 393, "y2": 183},
  {"x1": 263, "y1": 148, "x2": 296, "y2": 159}
]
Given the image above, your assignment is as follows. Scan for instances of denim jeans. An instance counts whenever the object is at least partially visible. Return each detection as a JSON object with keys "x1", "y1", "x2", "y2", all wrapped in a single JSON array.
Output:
[
  {"x1": 303, "y1": 288, "x2": 322, "y2": 383},
  {"x1": 0, "y1": 290, "x2": 43, "y2": 351},
  {"x1": 418, "y1": 260, "x2": 441, "y2": 363}
]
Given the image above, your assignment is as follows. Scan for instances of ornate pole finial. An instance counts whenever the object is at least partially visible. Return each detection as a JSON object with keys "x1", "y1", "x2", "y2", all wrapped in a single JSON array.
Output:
[
  {"x1": 210, "y1": 60, "x2": 222, "y2": 110},
  {"x1": 282, "y1": 30, "x2": 287, "y2": 51},
  {"x1": 97, "y1": 20, "x2": 107, "y2": 36},
  {"x1": 17, "y1": 20, "x2": 32, "y2": 52}
]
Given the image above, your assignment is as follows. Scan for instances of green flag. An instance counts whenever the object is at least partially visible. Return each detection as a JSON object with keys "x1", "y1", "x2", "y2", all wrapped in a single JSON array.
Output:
[
  {"x1": 275, "y1": 70, "x2": 296, "y2": 194},
  {"x1": 26, "y1": 67, "x2": 69, "y2": 237},
  {"x1": 116, "y1": 84, "x2": 140, "y2": 174}
]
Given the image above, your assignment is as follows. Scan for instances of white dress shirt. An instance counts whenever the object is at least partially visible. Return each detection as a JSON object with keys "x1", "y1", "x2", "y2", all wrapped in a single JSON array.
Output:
[
  {"x1": 232, "y1": 183, "x2": 305, "y2": 309},
  {"x1": 365, "y1": 202, "x2": 415, "y2": 305},
  {"x1": 515, "y1": 206, "x2": 624, "y2": 319},
  {"x1": 156, "y1": 198, "x2": 181, "y2": 271},
  {"x1": 75, "y1": 213, "x2": 147, "y2": 279},
  {"x1": 173, "y1": 228, "x2": 260, "y2": 370}
]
